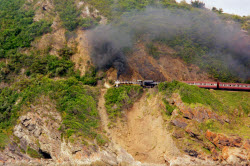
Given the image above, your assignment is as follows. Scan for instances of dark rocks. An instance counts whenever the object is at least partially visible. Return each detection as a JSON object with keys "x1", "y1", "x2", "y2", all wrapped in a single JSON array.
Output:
[
  {"x1": 185, "y1": 128, "x2": 201, "y2": 140},
  {"x1": 171, "y1": 118, "x2": 188, "y2": 129},
  {"x1": 172, "y1": 130, "x2": 185, "y2": 139},
  {"x1": 184, "y1": 149, "x2": 198, "y2": 158}
]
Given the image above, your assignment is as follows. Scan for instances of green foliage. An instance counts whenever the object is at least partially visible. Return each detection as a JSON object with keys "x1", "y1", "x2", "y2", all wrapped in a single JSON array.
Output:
[
  {"x1": 191, "y1": 0, "x2": 205, "y2": 8},
  {"x1": 212, "y1": 91, "x2": 250, "y2": 115},
  {"x1": 0, "y1": 76, "x2": 101, "y2": 150},
  {"x1": 162, "y1": 98, "x2": 175, "y2": 116},
  {"x1": 158, "y1": 80, "x2": 180, "y2": 95},
  {"x1": 159, "y1": 81, "x2": 250, "y2": 116},
  {"x1": 179, "y1": 84, "x2": 223, "y2": 112},
  {"x1": 146, "y1": 43, "x2": 160, "y2": 59},
  {"x1": 1, "y1": 54, "x2": 75, "y2": 83},
  {"x1": 54, "y1": 0, "x2": 98, "y2": 31},
  {"x1": 0, "y1": 88, "x2": 19, "y2": 128},
  {"x1": 105, "y1": 85, "x2": 143, "y2": 121},
  {"x1": 96, "y1": 134, "x2": 108, "y2": 146},
  {"x1": 27, "y1": 146, "x2": 43, "y2": 158},
  {"x1": 158, "y1": 81, "x2": 224, "y2": 112},
  {"x1": 58, "y1": 46, "x2": 75, "y2": 60},
  {"x1": 0, "y1": 0, "x2": 52, "y2": 51},
  {"x1": 78, "y1": 66, "x2": 97, "y2": 85},
  {"x1": 0, "y1": 133, "x2": 8, "y2": 150}
]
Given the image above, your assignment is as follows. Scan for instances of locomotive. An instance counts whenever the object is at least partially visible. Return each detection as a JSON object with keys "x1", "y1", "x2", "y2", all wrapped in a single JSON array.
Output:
[{"x1": 115, "y1": 80, "x2": 159, "y2": 88}]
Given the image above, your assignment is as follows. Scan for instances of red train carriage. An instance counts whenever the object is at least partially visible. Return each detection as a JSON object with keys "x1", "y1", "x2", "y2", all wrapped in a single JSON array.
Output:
[
  {"x1": 183, "y1": 81, "x2": 250, "y2": 91},
  {"x1": 219, "y1": 82, "x2": 250, "y2": 91},
  {"x1": 183, "y1": 81, "x2": 217, "y2": 89}
]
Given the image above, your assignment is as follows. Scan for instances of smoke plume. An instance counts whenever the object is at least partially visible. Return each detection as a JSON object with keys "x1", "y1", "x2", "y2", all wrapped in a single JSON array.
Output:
[{"x1": 87, "y1": 7, "x2": 250, "y2": 80}]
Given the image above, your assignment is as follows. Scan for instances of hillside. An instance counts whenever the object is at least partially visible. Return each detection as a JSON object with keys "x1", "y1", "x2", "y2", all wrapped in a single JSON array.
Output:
[{"x1": 0, "y1": 0, "x2": 249, "y2": 165}]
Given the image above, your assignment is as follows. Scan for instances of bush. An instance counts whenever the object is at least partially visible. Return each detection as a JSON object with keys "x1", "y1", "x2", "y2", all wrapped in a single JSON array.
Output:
[
  {"x1": 1, "y1": 54, "x2": 75, "y2": 83},
  {"x1": 58, "y1": 46, "x2": 75, "y2": 60},
  {"x1": 162, "y1": 98, "x2": 175, "y2": 116},
  {"x1": 105, "y1": 85, "x2": 143, "y2": 121},
  {"x1": 146, "y1": 43, "x2": 160, "y2": 59},
  {"x1": 27, "y1": 146, "x2": 43, "y2": 158},
  {"x1": 54, "y1": 0, "x2": 99, "y2": 31},
  {"x1": 0, "y1": 0, "x2": 52, "y2": 52}
]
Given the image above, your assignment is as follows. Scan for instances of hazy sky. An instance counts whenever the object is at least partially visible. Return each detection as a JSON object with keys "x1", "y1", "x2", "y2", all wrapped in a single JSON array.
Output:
[{"x1": 176, "y1": 0, "x2": 250, "y2": 16}]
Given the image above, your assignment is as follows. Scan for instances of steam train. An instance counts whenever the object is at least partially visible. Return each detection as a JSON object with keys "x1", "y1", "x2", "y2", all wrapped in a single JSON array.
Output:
[{"x1": 115, "y1": 80, "x2": 250, "y2": 91}]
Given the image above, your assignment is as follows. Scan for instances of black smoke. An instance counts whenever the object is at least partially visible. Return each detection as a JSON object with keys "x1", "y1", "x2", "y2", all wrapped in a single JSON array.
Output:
[
  {"x1": 87, "y1": 7, "x2": 250, "y2": 80},
  {"x1": 87, "y1": 25, "x2": 131, "y2": 79}
]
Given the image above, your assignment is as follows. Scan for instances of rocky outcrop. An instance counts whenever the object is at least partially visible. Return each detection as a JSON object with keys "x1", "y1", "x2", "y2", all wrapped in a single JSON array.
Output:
[
  {"x1": 205, "y1": 130, "x2": 250, "y2": 164},
  {"x1": 171, "y1": 118, "x2": 188, "y2": 129},
  {"x1": 205, "y1": 130, "x2": 243, "y2": 149},
  {"x1": 0, "y1": 96, "x2": 170, "y2": 166}
]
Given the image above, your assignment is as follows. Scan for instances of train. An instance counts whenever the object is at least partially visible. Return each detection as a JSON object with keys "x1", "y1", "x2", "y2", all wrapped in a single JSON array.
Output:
[
  {"x1": 183, "y1": 81, "x2": 250, "y2": 91},
  {"x1": 114, "y1": 80, "x2": 250, "y2": 91}
]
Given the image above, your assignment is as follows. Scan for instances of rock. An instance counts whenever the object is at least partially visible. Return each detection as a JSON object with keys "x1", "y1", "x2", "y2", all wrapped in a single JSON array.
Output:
[
  {"x1": 243, "y1": 139, "x2": 250, "y2": 150},
  {"x1": 211, "y1": 148, "x2": 219, "y2": 161},
  {"x1": 171, "y1": 109, "x2": 179, "y2": 117},
  {"x1": 185, "y1": 128, "x2": 201, "y2": 140},
  {"x1": 184, "y1": 149, "x2": 199, "y2": 157},
  {"x1": 179, "y1": 106, "x2": 220, "y2": 123},
  {"x1": 172, "y1": 130, "x2": 184, "y2": 139},
  {"x1": 171, "y1": 118, "x2": 188, "y2": 129},
  {"x1": 222, "y1": 147, "x2": 249, "y2": 164},
  {"x1": 205, "y1": 130, "x2": 243, "y2": 149},
  {"x1": 181, "y1": 108, "x2": 193, "y2": 119}
]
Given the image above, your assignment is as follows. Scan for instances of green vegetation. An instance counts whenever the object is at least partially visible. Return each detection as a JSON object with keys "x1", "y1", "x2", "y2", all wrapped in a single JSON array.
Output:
[
  {"x1": 0, "y1": 77, "x2": 102, "y2": 148},
  {"x1": 54, "y1": 0, "x2": 98, "y2": 31},
  {"x1": 0, "y1": 53, "x2": 75, "y2": 83},
  {"x1": 96, "y1": 134, "x2": 108, "y2": 146},
  {"x1": 0, "y1": 0, "x2": 51, "y2": 53},
  {"x1": 158, "y1": 81, "x2": 245, "y2": 113},
  {"x1": 27, "y1": 146, "x2": 43, "y2": 158},
  {"x1": 0, "y1": 133, "x2": 8, "y2": 150},
  {"x1": 162, "y1": 98, "x2": 175, "y2": 116},
  {"x1": 146, "y1": 43, "x2": 160, "y2": 59},
  {"x1": 105, "y1": 85, "x2": 143, "y2": 121},
  {"x1": 212, "y1": 91, "x2": 250, "y2": 115}
]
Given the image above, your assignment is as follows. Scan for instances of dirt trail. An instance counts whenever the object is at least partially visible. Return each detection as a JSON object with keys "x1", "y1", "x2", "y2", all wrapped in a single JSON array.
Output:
[{"x1": 98, "y1": 89, "x2": 110, "y2": 134}]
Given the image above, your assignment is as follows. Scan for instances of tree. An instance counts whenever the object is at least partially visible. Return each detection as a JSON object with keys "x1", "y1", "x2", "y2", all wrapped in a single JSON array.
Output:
[
  {"x1": 191, "y1": 0, "x2": 205, "y2": 8},
  {"x1": 218, "y1": 8, "x2": 223, "y2": 14},
  {"x1": 212, "y1": 7, "x2": 217, "y2": 12}
]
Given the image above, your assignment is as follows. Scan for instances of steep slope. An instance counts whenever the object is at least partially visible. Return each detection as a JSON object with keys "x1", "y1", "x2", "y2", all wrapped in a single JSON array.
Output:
[{"x1": 118, "y1": 43, "x2": 212, "y2": 82}]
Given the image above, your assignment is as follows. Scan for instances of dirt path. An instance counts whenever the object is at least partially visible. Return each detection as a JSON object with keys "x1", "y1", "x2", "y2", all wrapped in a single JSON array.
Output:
[{"x1": 98, "y1": 89, "x2": 110, "y2": 134}]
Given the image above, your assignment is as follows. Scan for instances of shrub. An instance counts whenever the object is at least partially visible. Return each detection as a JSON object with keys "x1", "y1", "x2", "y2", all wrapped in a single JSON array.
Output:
[
  {"x1": 105, "y1": 85, "x2": 143, "y2": 121},
  {"x1": 27, "y1": 146, "x2": 43, "y2": 158},
  {"x1": 146, "y1": 43, "x2": 160, "y2": 59},
  {"x1": 58, "y1": 46, "x2": 75, "y2": 60}
]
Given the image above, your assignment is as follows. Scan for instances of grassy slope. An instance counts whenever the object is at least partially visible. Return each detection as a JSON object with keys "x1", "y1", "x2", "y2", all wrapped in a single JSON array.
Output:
[{"x1": 158, "y1": 81, "x2": 250, "y2": 138}]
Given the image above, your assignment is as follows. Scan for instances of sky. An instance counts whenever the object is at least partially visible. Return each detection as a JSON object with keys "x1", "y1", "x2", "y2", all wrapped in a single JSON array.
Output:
[{"x1": 176, "y1": 0, "x2": 250, "y2": 16}]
